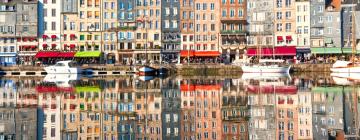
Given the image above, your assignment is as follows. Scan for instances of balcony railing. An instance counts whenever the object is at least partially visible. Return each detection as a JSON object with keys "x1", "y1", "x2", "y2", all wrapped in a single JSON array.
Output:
[{"x1": 221, "y1": 30, "x2": 247, "y2": 35}]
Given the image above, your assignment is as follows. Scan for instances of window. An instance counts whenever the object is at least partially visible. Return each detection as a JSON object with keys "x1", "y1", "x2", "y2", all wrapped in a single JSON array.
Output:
[
  {"x1": 276, "y1": 23, "x2": 282, "y2": 31},
  {"x1": 238, "y1": 9, "x2": 243, "y2": 17},
  {"x1": 222, "y1": 10, "x2": 226, "y2": 17},
  {"x1": 44, "y1": 22, "x2": 47, "y2": 31},
  {"x1": 202, "y1": 3, "x2": 207, "y2": 10},
  {"x1": 43, "y1": 9, "x2": 47, "y2": 17},
  {"x1": 210, "y1": 3, "x2": 214, "y2": 10},
  {"x1": 230, "y1": 0, "x2": 234, "y2": 4},
  {"x1": 196, "y1": 3, "x2": 200, "y2": 10},
  {"x1": 304, "y1": 26, "x2": 309, "y2": 34},
  {"x1": 222, "y1": 0, "x2": 226, "y2": 4},
  {"x1": 285, "y1": 11, "x2": 291, "y2": 19},
  {"x1": 285, "y1": 23, "x2": 291, "y2": 32},
  {"x1": 277, "y1": 12, "x2": 282, "y2": 19},
  {"x1": 285, "y1": 0, "x2": 291, "y2": 7},
  {"x1": 52, "y1": 0, "x2": 56, "y2": 4},
  {"x1": 51, "y1": 22, "x2": 56, "y2": 30},
  {"x1": 277, "y1": 0, "x2": 282, "y2": 8},
  {"x1": 51, "y1": 9, "x2": 56, "y2": 17},
  {"x1": 165, "y1": 20, "x2": 169, "y2": 28},
  {"x1": 230, "y1": 9, "x2": 235, "y2": 17}
]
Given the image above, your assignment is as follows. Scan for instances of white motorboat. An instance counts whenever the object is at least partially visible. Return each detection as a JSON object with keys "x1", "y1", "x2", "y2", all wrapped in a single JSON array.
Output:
[
  {"x1": 330, "y1": 60, "x2": 360, "y2": 73},
  {"x1": 43, "y1": 74, "x2": 81, "y2": 87},
  {"x1": 44, "y1": 61, "x2": 82, "y2": 74},
  {"x1": 137, "y1": 66, "x2": 157, "y2": 76}
]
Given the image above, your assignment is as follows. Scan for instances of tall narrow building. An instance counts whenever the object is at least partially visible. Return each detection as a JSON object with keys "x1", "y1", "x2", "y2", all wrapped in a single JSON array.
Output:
[
  {"x1": 273, "y1": 0, "x2": 297, "y2": 59},
  {"x1": 179, "y1": 0, "x2": 195, "y2": 63},
  {"x1": 16, "y1": 0, "x2": 38, "y2": 65},
  {"x1": 0, "y1": 1, "x2": 17, "y2": 66},
  {"x1": 61, "y1": 0, "x2": 78, "y2": 52},
  {"x1": 102, "y1": 0, "x2": 117, "y2": 64},
  {"x1": 161, "y1": 0, "x2": 181, "y2": 61},
  {"x1": 246, "y1": 0, "x2": 274, "y2": 60},
  {"x1": 38, "y1": 0, "x2": 61, "y2": 51},
  {"x1": 118, "y1": 0, "x2": 136, "y2": 65},
  {"x1": 135, "y1": 0, "x2": 162, "y2": 63},
  {"x1": 309, "y1": 0, "x2": 325, "y2": 54},
  {"x1": 295, "y1": 0, "x2": 311, "y2": 59},
  {"x1": 220, "y1": 0, "x2": 247, "y2": 63},
  {"x1": 78, "y1": 0, "x2": 102, "y2": 60}
]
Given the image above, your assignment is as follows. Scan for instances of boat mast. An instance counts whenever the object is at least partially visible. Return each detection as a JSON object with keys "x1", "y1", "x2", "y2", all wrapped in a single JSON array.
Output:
[{"x1": 351, "y1": 1, "x2": 356, "y2": 63}]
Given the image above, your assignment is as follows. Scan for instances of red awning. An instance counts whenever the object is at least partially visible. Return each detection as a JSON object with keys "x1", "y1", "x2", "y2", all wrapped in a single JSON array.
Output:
[
  {"x1": 274, "y1": 46, "x2": 296, "y2": 56},
  {"x1": 247, "y1": 85, "x2": 297, "y2": 94},
  {"x1": 286, "y1": 36, "x2": 292, "y2": 41},
  {"x1": 277, "y1": 36, "x2": 284, "y2": 42},
  {"x1": 247, "y1": 46, "x2": 296, "y2": 56},
  {"x1": 31, "y1": 46, "x2": 36, "y2": 49},
  {"x1": 69, "y1": 44, "x2": 76, "y2": 48},
  {"x1": 23, "y1": 38, "x2": 27, "y2": 41},
  {"x1": 35, "y1": 51, "x2": 60, "y2": 58},
  {"x1": 51, "y1": 44, "x2": 56, "y2": 47},
  {"x1": 70, "y1": 34, "x2": 76, "y2": 38},
  {"x1": 42, "y1": 35, "x2": 48, "y2": 39},
  {"x1": 42, "y1": 44, "x2": 47, "y2": 47},
  {"x1": 51, "y1": 35, "x2": 57, "y2": 39},
  {"x1": 194, "y1": 51, "x2": 221, "y2": 57},
  {"x1": 180, "y1": 50, "x2": 195, "y2": 57},
  {"x1": 180, "y1": 84, "x2": 221, "y2": 91},
  {"x1": 180, "y1": 84, "x2": 195, "y2": 91},
  {"x1": 57, "y1": 52, "x2": 75, "y2": 58},
  {"x1": 247, "y1": 48, "x2": 273, "y2": 56}
]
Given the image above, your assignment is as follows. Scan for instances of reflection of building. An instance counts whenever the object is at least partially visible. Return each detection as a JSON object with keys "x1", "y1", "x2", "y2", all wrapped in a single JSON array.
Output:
[
  {"x1": 245, "y1": 79, "x2": 276, "y2": 140},
  {"x1": 134, "y1": 78, "x2": 162, "y2": 139},
  {"x1": 0, "y1": 79, "x2": 37, "y2": 139},
  {"x1": 0, "y1": 108, "x2": 37, "y2": 139},
  {"x1": 297, "y1": 91, "x2": 312, "y2": 139},
  {"x1": 179, "y1": 79, "x2": 222, "y2": 140},
  {"x1": 161, "y1": 78, "x2": 181, "y2": 139},
  {"x1": 312, "y1": 87, "x2": 344, "y2": 139},
  {"x1": 221, "y1": 79, "x2": 249, "y2": 140}
]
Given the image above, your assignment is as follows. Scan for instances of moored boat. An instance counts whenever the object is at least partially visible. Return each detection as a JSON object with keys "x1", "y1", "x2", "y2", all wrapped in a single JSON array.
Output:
[
  {"x1": 330, "y1": 60, "x2": 360, "y2": 73},
  {"x1": 137, "y1": 66, "x2": 157, "y2": 76},
  {"x1": 241, "y1": 64, "x2": 291, "y2": 73},
  {"x1": 44, "y1": 61, "x2": 82, "y2": 74}
]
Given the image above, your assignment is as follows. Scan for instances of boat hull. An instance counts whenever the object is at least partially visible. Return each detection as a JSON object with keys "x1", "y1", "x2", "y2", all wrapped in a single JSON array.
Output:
[
  {"x1": 241, "y1": 65, "x2": 291, "y2": 73},
  {"x1": 330, "y1": 66, "x2": 360, "y2": 73},
  {"x1": 137, "y1": 66, "x2": 157, "y2": 76},
  {"x1": 45, "y1": 66, "x2": 82, "y2": 74}
]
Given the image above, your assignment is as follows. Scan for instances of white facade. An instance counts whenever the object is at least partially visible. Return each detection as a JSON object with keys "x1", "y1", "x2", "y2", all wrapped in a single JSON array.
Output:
[
  {"x1": 295, "y1": 1, "x2": 310, "y2": 49},
  {"x1": 38, "y1": 0, "x2": 62, "y2": 51}
]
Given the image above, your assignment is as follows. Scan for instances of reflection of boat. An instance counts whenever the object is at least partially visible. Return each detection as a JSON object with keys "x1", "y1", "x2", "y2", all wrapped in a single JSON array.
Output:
[
  {"x1": 137, "y1": 66, "x2": 157, "y2": 76},
  {"x1": 241, "y1": 72, "x2": 291, "y2": 80},
  {"x1": 137, "y1": 75, "x2": 155, "y2": 81},
  {"x1": 44, "y1": 61, "x2": 82, "y2": 74},
  {"x1": 43, "y1": 74, "x2": 81, "y2": 87},
  {"x1": 241, "y1": 64, "x2": 291, "y2": 73},
  {"x1": 331, "y1": 73, "x2": 360, "y2": 85}
]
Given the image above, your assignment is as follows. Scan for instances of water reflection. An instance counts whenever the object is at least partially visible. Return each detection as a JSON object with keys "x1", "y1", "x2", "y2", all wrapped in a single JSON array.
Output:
[{"x1": 0, "y1": 74, "x2": 359, "y2": 139}]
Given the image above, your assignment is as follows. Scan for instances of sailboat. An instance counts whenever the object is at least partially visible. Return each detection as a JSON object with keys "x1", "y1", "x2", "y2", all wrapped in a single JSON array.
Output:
[
  {"x1": 136, "y1": 16, "x2": 157, "y2": 76},
  {"x1": 241, "y1": 29, "x2": 291, "y2": 73},
  {"x1": 331, "y1": 3, "x2": 359, "y2": 73}
]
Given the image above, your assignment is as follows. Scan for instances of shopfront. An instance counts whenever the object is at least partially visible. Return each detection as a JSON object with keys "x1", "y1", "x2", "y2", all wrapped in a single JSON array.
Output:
[
  {"x1": 74, "y1": 51, "x2": 102, "y2": 64},
  {"x1": 0, "y1": 53, "x2": 17, "y2": 66},
  {"x1": 179, "y1": 50, "x2": 221, "y2": 63},
  {"x1": 35, "y1": 51, "x2": 76, "y2": 65}
]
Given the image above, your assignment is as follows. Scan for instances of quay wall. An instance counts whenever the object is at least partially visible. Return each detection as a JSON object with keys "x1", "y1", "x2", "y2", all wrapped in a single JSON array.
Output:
[{"x1": 0, "y1": 64, "x2": 332, "y2": 76}]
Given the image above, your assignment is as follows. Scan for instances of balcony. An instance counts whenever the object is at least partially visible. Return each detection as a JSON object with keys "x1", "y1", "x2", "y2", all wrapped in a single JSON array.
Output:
[{"x1": 221, "y1": 30, "x2": 247, "y2": 35}]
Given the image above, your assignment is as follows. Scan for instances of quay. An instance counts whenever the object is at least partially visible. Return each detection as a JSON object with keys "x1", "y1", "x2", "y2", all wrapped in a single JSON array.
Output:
[{"x1": 0, "y1": 63, "x2": 332, "y2": 76}]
